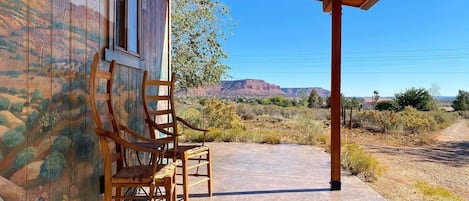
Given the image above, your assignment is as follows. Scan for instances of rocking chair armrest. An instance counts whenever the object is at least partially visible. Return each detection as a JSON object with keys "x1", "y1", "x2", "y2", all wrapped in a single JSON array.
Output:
[
  {"x1": 95, "y1": 128, "x2": 165, "y2": 154},
  {"x1": 119, "y1": 124, "x2": 172, "y2": 144},
  {"x1": 145, "y1": 119, "x2": 181, "y2": 137},
  {"x1": 176, "y1": 116, "x2": 208, "y2": 132}
]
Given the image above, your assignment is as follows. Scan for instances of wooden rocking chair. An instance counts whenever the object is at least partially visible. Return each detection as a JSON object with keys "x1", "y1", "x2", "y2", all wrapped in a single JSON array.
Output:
[
  {"x1": 89, "y1": 53, "x2": 176, "y2": 201},
  {"x1": 141, "y1": 71, "x2": 212, "y2": 200}
]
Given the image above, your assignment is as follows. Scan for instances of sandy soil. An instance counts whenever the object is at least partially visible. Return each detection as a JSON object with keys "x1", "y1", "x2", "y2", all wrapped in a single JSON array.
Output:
[{"x1": 351, "y1": 119, "x2": 469, "y2": 200}]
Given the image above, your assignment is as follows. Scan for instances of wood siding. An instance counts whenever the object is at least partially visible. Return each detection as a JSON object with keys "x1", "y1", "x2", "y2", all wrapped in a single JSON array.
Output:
[{"x1": 0, "y1": 0, "x2": 170, "y2": 200}]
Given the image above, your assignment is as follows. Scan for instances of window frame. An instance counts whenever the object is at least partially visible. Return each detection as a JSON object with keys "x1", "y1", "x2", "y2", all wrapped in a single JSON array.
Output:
[{"x1": 105, "y1": 0, "x2": 144, "y2": 68}]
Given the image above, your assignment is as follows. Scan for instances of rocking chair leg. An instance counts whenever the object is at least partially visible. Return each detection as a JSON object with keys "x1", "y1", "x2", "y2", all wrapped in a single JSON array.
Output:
[
  {"x1": 207, "y1": 148, "x2": 213, "y2": 196},
  {"x1": 183, "y1": 153, "x2": 189, "y2": 200}
]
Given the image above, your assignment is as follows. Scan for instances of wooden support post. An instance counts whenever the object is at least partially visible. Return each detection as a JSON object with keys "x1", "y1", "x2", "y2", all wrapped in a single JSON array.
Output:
[{"x1": 330, "y1": 0, "x2": 342, "y2": 191}]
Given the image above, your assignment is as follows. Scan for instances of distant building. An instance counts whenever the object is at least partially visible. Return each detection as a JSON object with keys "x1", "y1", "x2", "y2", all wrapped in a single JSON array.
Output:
[{"x1": 361, "y1": 97, "x2": 394, "y2": 109}]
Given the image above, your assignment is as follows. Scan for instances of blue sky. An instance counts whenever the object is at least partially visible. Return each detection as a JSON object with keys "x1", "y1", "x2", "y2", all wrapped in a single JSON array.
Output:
[{"x1": 220, "y1": 0, "x2": 469, "y2": 97}]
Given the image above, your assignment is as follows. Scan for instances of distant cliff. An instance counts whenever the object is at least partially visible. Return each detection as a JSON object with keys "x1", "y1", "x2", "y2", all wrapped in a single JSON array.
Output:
[{"x1": 177, "y1": 79, "x2": 330, "y2": 97}]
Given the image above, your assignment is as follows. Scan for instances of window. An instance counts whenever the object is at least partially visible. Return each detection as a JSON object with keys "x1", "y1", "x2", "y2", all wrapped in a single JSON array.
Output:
[{"x1": 106, "y1": 0, "x2": 143, "y2": 68}]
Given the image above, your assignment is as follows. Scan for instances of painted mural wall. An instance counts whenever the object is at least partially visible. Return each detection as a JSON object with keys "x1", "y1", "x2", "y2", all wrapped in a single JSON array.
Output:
[{"x1": 0, "y1": 0, "x2": 170, "y2": 200}]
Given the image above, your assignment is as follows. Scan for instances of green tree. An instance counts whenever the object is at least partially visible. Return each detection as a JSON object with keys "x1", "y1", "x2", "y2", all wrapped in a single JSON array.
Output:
[
  {"x1": 40, "y1": 151, "x2": 66, "y2": 181},
  {"x1": 375, "y1": 100, "x2": 399, "y2": 111},
  {"x1": 395, "y1": 88, "x2": 434, "y2": 111},
  {"x1": 452, "y1": 90, "x2": 469, "y2": 111},
  {"x1": 31, "y1": 89, "x2": 44, "y2": 101},
  {"x1": 171, "y1": 0, "x2": 234, "y2": 89},
  {"x1": 307, "y1": 89, "x2": 320, "y2": 108}
]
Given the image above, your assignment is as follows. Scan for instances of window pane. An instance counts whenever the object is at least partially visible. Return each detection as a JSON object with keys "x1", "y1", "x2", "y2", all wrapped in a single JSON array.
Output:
[
  {"x1": 116, "y1": 0, "x2": 126, "y2": 49},
  {"x1": 128, "y1": 0, "x2": 138, "y2": 53}
]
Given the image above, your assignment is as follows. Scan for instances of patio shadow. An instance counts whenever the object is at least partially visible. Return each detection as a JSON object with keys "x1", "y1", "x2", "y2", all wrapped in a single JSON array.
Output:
[{"x1": 189, "y1": 188, "x2": 331, "y2": 198}]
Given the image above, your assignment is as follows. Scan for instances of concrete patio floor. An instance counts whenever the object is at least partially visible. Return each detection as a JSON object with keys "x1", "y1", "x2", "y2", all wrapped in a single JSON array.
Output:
[{"x1": 177, "y1": 142, "x2": 386, "y2": 201}]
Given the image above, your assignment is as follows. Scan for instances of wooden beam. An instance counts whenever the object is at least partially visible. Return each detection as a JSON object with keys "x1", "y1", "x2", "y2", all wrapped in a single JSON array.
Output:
[{"x1": 330, "y1": 0, "x2": 342, "y2": 191}]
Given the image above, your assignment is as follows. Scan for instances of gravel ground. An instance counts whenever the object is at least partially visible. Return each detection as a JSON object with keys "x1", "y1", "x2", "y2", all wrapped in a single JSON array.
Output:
[{"x1": 349, "y1": 120, "x2": 469, "y2": 200}]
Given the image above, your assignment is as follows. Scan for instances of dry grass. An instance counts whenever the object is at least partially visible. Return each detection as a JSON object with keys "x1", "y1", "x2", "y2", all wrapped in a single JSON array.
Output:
[{"x1": 414, "y1": 180, "x2": 464, "y2": 201}]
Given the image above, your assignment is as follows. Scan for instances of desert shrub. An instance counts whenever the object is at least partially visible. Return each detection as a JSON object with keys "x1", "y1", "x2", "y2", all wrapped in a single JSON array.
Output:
[
  {"x1": 52, "y1": 136, "x2": 72, "y2": 153},
  {"x1": 0, "y1": 97, "x2": 10, "y2": 110},
  {"x1": 236, "y1": 103, "x2": 256, "y2": 120},
  {"x1": 13, "y1": 147, "x2": 35, "y2": 169},
  {"x1": 9, "y1": 102, "x2": 23, "y2": 113},
  {"x1": 341, "y1": 143, "x2": 382, "y2": 182},
  {"x1": 2, "y1": 129, "x2": 24, "y2": 148},
  {"x1": 178, "y1": 107, "x2": 203, "y2": 128},
  {"x1": 415, "y1": 180, "x2": 464, "y2": 201},
  {"x1": 399, "y1": 106, "x2": 436, "y2": 134},
  {"x1": 429, "y1": 110, "x2": 457, "y2": 129},
  {"x1": 204, "y1": 100, "x2": 244, "y2": 130},
  {"x1": 0, "y1": 114, "x2": 7, "y2": 125},
  {"x1": 258, "y1": 130, "x2": 282, "y2": 144},
  {"x1": 375, "y1": 100, "x2": 399, "y2": 111},
  {"x1": 40, "y1": 151, "x2": 66, "y2": 181},
  {"x1": 295, "y1": 113, "x2": 327, "y2": 145},
  {"x1": 356, "y1": 110, "x2": 399, "y2": 133},
  {"x1": 0, "y1": 87, "x2": 8, "y2": 92},
  {"x1": 40, "y1": 110, "x2": 60, "y2": 133},
  {"x1": 458, "y1": 111, "x2": 469, "y2": 119},
  {"x1": 19, "y1": 88, "x2": 26, "y2": 94}
]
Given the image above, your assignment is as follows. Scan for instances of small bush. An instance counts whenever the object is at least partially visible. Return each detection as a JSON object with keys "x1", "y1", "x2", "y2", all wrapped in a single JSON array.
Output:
[
  {"x1": 259, "y1": 130, "x2": 282, "y2": 144},
  {"x1": 356, "y1": 110, "x2": 399, "y2": 133},
  {"x1": 13, "y1": 147, "x2": 35, "y2": 169},
  {"x1": 415, "y1": 180, "x2": 464, "y2": 201},
  {"x1": 341, "y1": 143, "x2": 383, "y2": 182},
  {"x1": 40, "y1": 151, "x2": 66, "y2": 181},
  {"x1": 458, "y1": 111, "x2": 469, "y2": 119},
  {"x1": 375, "y1": 100, "x2": 399, "y2": 111},
  {"x1": 178, "y1": 108, "x2": 203, "y2": 128},
  {"x1": 0, "y1": 97, "x2": 10, "y2": 110},
  {"x1": 9, "y1": 103, "x2": 23, "y2": 113},
  {"x1": 14, "y1": 125, "x2": 26, "y2": 133},
  {"x1": 30, "y1": 89, "x2": 44, "y2": 101},
  {"x1": 26, "y1": 111, "x2": 40, "y2": 128},
  {"x1": 295, "y1": 113, "x2": 327, "y2": 145},
  {"x1": 2, "y1": 129, "x2": 25, "y2": 148},
  {"x1": 38, "y1": 99, "x2": 50, "y2": 111},
  {"x1": 40, "y1": 110, "x2": 60, "y2": 133},
  {"x1": 52, "y1": 136, "x2": 72, "y2": 153},
  {"x1": 9, "y1": 87, "x2": 18, "y2": 95},
  {"x1": 204, "y1": 100, "x2": 244, "y2": 130},
  {"x1": 400, "y1": 106, "x2": 436, "y2": 134},
  {"x1": 430, "y1": 110, "x2": 457, "y2": 129}
]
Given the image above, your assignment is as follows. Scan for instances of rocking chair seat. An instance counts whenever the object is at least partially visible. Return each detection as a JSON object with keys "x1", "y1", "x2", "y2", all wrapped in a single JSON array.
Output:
[
  {"x1": 113, "y1": 163, "x2": 176, "y2": 183},
  {"x1": 166, "y1": 145, "x2": 210, "y2": 158}
]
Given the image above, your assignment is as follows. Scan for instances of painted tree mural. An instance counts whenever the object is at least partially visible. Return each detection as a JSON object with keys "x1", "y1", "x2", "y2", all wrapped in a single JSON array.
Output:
[{"x1": 0, "y1": 0, "x2": 170, "y2": 200}]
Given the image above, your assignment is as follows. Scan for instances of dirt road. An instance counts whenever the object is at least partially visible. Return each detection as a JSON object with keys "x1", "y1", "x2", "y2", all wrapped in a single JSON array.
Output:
[{"x1": 358, "y1": 119, "x2": 469, "y2": 200}]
